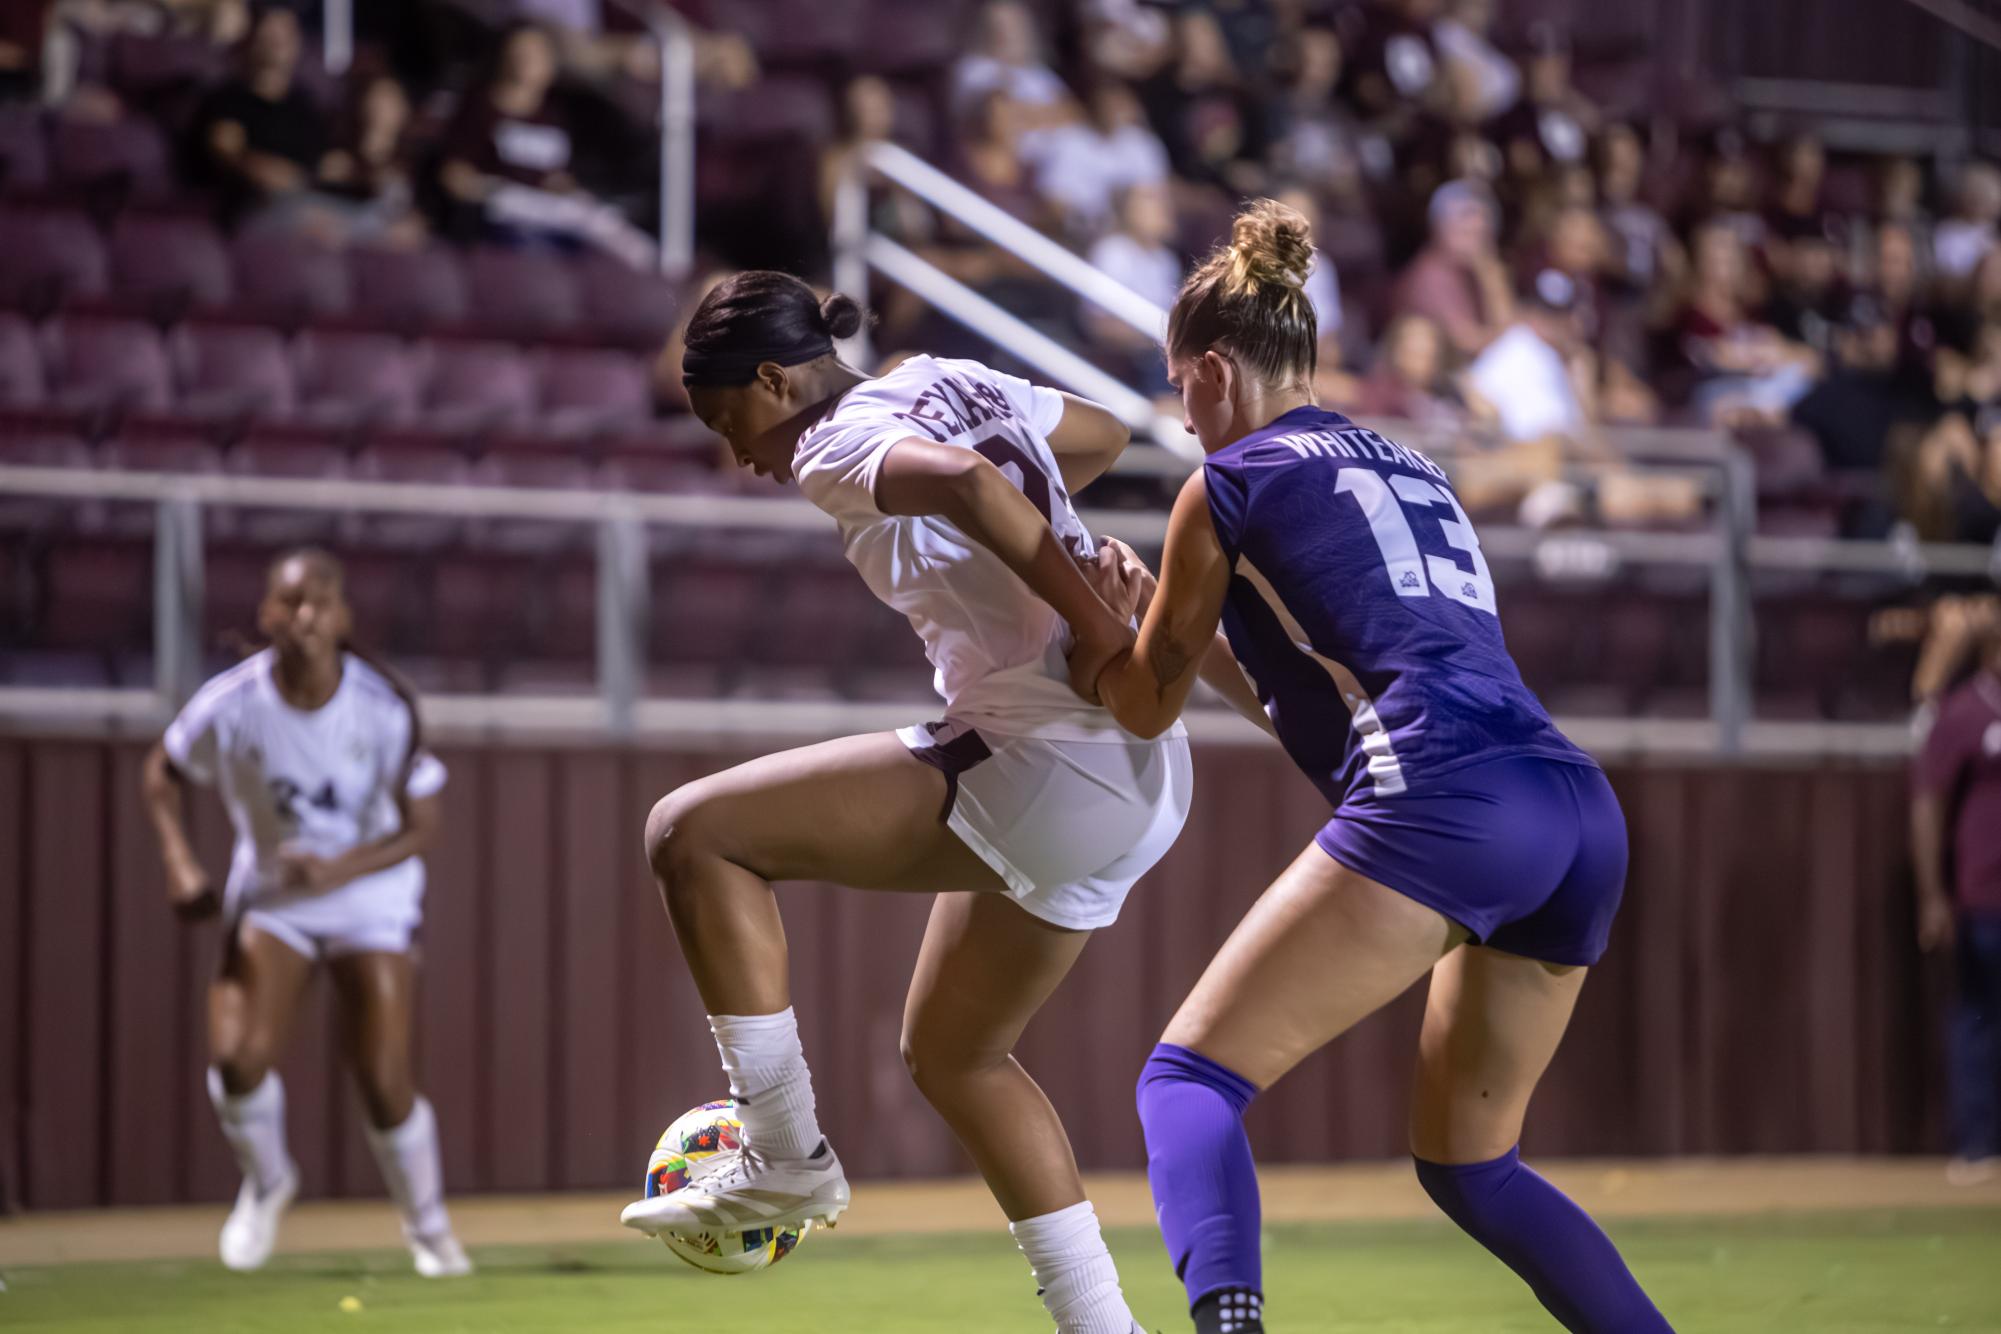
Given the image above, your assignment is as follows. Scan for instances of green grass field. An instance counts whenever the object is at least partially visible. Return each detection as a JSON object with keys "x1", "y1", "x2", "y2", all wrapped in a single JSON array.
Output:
[{"x1": 5, "y1": 1210, "x2": 1999, "y2": 1333}]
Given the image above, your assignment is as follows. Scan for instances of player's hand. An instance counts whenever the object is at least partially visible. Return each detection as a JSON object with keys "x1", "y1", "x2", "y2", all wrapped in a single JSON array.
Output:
[
  {"x1": 1086, "y1": 537, "x2": 1159, "y2": 623},
  {"x1": 276, "y1": 845, "x2": 347, "y2": 896},
  {"x1": 1917, "y1": 894, "x2": 1957, "y2": 953},
  {"x1": 168, "y1": 866, "x2": 221, "y2": 922}
]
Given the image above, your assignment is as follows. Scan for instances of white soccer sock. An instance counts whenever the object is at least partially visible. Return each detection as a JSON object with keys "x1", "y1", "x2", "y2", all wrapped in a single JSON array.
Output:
[
  {"x1": 207, "y1": 1067, "x2": 293, "y2": 1195},
  {"x1": 709, "y1": 1009, "x2": 823, "y2": 1161},
  {"x1": 364, "y1": 1097, "x2": 451, "y2": 1239},
  {"x1": 1011, "y1": 1200, "x2": 1141, "y2": 1334}
]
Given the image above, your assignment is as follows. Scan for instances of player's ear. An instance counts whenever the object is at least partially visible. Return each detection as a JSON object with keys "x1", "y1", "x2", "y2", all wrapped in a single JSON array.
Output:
[
  {"x1": 755, "y1": 361, "x2": 789, "y2": 400},
  {"x1": 1203, "y1": 348, "x2": 1234, "y2": 399}
]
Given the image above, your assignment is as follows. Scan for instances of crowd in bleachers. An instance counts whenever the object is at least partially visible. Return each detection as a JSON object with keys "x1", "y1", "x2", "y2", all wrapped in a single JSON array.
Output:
[{"x1": 0, "y1": 0, "x2": 1992, "y2": 714}]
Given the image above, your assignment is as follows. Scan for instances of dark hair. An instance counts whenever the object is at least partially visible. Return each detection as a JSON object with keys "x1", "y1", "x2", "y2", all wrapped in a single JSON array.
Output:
[
  {"x1": 1166, "y1": 198, "x2": 1318, "y2": 388},
  {"x1": 681, "y1": 271, "x2": 865, "y2": 387},
  {"x1": 263, "y1": 547, "x2": 425, "y2": 791}
]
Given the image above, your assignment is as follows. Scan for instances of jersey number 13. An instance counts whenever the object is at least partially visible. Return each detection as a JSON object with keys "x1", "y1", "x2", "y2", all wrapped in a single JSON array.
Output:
[{"x1": 1335, "y1": 469, "x2": 1497, "y2": 615}]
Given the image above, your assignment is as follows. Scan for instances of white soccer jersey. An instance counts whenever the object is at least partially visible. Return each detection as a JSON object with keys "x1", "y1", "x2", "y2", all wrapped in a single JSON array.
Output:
[
  {"x1": 164, "y1": 649, "x2": 446, "y2": 920},
  {"x1": 794, "y1": 355, "x2": 1153, "y2": 741}
]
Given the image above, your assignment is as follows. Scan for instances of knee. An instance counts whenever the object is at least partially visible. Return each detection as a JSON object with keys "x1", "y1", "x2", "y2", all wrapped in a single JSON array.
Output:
[
  {"x1": 1135, "y1": 1042, "x2": 1258, "y2": 1121},
  {"x1": 215, "y1": 1039, "x2": 277, "y2": 1096},
  {"x1": 645, "y1": 784, "x2": 723, "y2": 901},
  {"x1": 898, "y1": 1023, "x2": 1001, "y2": 1098},
  {"x1": 354, "y1": 1060, "x2": 416, "y2": 1130}
]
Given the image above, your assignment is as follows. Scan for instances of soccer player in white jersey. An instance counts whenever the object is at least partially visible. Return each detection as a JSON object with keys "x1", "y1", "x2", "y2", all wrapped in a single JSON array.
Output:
[
  {"x1": 140, "y1": 549, "x2": 471, "y2": 1278},
  {"x1": 617, "y1": 272, "x2": 1192, "y2": 1334}
]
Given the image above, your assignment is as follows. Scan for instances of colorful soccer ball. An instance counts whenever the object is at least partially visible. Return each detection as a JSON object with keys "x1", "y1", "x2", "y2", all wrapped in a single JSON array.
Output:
[{"x1": 643, "y1": 1099, "x2": 811, "y2": 1275}]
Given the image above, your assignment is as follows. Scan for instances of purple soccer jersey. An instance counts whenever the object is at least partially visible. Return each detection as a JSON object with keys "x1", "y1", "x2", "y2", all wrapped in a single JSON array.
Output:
[{"x1": 1203, "y1": 405, "x2": 1592, "y2": 808}]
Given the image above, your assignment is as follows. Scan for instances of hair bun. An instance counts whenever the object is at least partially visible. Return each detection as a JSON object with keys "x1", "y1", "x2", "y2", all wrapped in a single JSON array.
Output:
[
  {"x1": 819, "y1": 292, "x2": 865, "y2": 340},
  {"x1": 1227, "y1": 198, "x2": 1314, "y2": 295}
]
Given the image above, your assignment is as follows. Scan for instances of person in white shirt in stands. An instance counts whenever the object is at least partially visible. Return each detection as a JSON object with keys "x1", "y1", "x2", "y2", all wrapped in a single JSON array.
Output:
[
  {"x1": 1023, "y1": 79, "x2": 1170, "y2": 237},
  {"x1": 140, "y1": 549, "x2": 470, "y2": 1278},
  {"x1": 617, "y1": 272, "x2": 1196, "y2": 1334}
]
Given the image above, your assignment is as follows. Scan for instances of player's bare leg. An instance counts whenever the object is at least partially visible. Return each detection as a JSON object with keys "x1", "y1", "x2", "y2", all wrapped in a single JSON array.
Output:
[
  {"x1": 903, "y1": 892, "x2": 1147, "y2": 1333},
  {"x1": 624, "y1": 731, "x2": 1011, "y2": 1238},
  {"x1": 332, "y1": 951, "x2": 470, "y2": 1278},
  {"x1": 1407, "y1": 946, "x2": 1670, "y2": 1330},
  {"x1": 208, "y1": 924, "x2": 313, "y2": 1272}
]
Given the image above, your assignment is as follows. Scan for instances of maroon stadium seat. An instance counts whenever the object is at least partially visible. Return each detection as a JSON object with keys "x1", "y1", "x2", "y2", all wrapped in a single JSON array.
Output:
[
  {"x1": 729, "y1": 0, "x2": 867, "y2": 67},
  {"x1": 576, "y1": 252, "x2": 679, "y2": 349},
  {"x1": 0, "y1": 106, "x2": 49, "y2": 196},
  {"x1": 424, "y1": 340, "x2": 536, "y2": 434},
  {"x1": 0, "y1": 313, "x2": 46, "y2": 406},
  {"x1": 350, "y1": 439, "x2": 474, "y2": 550},
  {"x1": 699, "y1": 76, "x2": 838, "y2": 146},
  {"x1": 465, "y1": 247, "x2": 583, "y2": 340},
  {"x1": 293, "y1": 330, "x2": 427, "y2": 427},
  {"x1": 230, "y1": 230, "x2": 352, "y2": 328},
  {"x1": 349, "y1": 243, "x2": 470, "y2": 333},
  {"x1": 0, "y1": 206, "x2": 109, "y2": 314},
  {"x1": 857, "y1": 0, "x2": 968, "y2": 74},
  {"x1": 44, "y1": 316, "x2": 174, "y2": 416},
  {"x1": 172, "y1": 323, "x2": 295, "y2": 420},
  {"x1": 107, "y1": 31, "x2": 228, "y2": 106},
  {"x1": 109, "y1": 212, "x2": 235, "y2": 319},
  {"x1": 48, "y1": 115, "x2": 175, "y2": 204},
  {"x1": 534, "y1": 347, "x2": 652, "y2": 437},
  {"x1": 98, "y1": 434, "x2": 225, "y2": 476}
]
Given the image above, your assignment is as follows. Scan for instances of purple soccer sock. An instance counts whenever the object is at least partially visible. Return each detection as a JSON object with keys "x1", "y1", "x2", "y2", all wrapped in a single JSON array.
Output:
[
  {"x1": 1415, "y1": 1149, "x2": 1674, "y2": 1333},
  {"x1": 1136, "y1": 1042, "x2": 1264, "y2": 1310}
]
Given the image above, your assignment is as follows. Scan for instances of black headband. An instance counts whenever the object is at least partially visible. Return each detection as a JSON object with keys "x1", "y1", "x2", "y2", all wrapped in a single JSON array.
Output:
[{"x1": 681, "y1": 333, "x2": 834, "y2": 387}]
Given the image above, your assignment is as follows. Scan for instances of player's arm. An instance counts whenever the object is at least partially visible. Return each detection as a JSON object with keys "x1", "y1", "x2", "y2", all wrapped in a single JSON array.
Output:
[
  {"x1": 1911, "y1": 791, "x2": 1956, "y2": 953},
  {"x1": 279, "y1": 789, "x2": 443, "y2": 896},
  {"x1": 141, "y1": 742, "x2": 219, "y2": 921},
  {"x1": 1081, "y1": 471, "x2": 1231, "y2": 739},
  {"x1": 875, "y1": 437, "x2": 1135, "y2": 687},
  {"x1": 1088, "y1": 535, "x2": 1274, "y2": 739},
  {"x1": 1042, "y1": 393, "x2": 1132, "y2": 494}
]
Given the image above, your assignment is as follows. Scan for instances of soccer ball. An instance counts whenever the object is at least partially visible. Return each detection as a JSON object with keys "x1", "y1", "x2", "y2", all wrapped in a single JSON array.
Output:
[{"x1": 643, "y1": 1099, "x2": 811, "y2": 1275}]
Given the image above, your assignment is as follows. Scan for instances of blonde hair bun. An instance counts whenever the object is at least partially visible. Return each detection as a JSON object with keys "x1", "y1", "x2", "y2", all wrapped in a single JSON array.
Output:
[{"x1": 1226, "y1": 198, "x2": 1315, "y2": 296}]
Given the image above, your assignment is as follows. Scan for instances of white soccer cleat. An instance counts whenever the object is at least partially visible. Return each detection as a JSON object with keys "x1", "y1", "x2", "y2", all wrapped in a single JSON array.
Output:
[
  {"x1": 1946, "y1": 1156, "x2": 1997, "y2": 1187},
  {"x1": 620, "y1": 1141, "x2": 850, "y2": 1237},
  {"x1": 218, "y1": 1165, "x2": 298, "y2": 1272},
  {"x1": 407, "y1": 1228, "x2": 475, "y2": 1278}
]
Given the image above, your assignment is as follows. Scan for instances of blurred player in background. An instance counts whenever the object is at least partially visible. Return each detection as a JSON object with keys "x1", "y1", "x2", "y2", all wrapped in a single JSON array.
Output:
[
  {"x1": 1076, "y1": 202, "x2": 1670, "y2": 1334},
  {"x1": 1912, "y1": 600, "x2": 2001, "y2": 1185},
  {"x1": 140, "y1": 550, "x2": 470, "y2": 1278},
  {"x1": 618, "y1": 272, "x2": 1191, "y2": 1334}
]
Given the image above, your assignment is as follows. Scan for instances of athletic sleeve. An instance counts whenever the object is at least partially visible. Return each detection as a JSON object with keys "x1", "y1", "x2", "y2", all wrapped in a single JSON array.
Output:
[
  {"x1": 1200, "y1": 456, "x2": 1250, "y2": 566},
  {"x1": 161, "y1": 681, "x2": 229, "y2": 786},
  {"x1": 793, "y1": 419, "x2": 905, "y2": 523},
  {"x1": 1914, "y1": 686, "x2": 1977, "y2": 797},
  {"x1": 985, "y1": 367, "x2": 1066, "y2": 440},
  {"x1": 405, "y1": 750, "x2": 447, "y2": 799}
]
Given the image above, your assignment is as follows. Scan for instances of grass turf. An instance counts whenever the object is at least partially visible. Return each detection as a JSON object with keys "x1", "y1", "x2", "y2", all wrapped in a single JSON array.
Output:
[{"x1": 4, "y1": 1209, "x2": 1999, "y2": 1332}]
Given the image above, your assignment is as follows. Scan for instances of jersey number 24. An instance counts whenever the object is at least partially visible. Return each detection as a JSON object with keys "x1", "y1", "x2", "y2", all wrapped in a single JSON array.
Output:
[{"x1": 1336, "y1": 469, "x2": 1496, "y2": 615}]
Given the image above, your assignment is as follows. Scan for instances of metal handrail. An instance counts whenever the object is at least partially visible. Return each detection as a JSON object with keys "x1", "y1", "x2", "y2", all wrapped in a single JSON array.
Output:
[{"x1": 604, "y1": 0, "x2": 697, "y2": 274}]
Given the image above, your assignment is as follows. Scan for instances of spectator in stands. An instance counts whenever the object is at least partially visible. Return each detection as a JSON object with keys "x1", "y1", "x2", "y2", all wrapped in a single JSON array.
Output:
[
  {"x1": 192, "y1": 6, "x2": 329, "y2": 227},
  {"x1": 1431, "y1": 0, "x2": 1518, "y2": 124},
  {"x1": 1912, "y1": 606, "x2": 2001, "y2": 1186},
  {"x1": 438, "y1": 23, "x2": 653, "y2": 268},
  {"x1": 1021, "y1": 78, "x2": 1170, "y2": 239},
  {"x1": 1341, "y1": 0, "x2": 1448, "y2": 126},
  {"x1": 1138, "y1": 5, "x2": 1266, "y2": 194},
  {"x1": 1906, "y1": 397, "x2": 2001, "y2": 544},
  {"x1": 1353, "y1": 314, "x2": 1463, "y2": 425},
  {"x1": 1878, "y1": 154, "x2": 1934, "y2": 263},
  {"x1": 1687, "y1": 130, "x2": 1769, "y2": 267},
  {"x1": 303, "y1": 70, "x2": 423, "y2": 247},
  {"x1": 1597, "y1": 122, "x2": 1683, "y2": 313},
  {"x1": 956, "y1": 87, "x2": 1045, "y2": 227},
  {"x1": 1766, "y1": 132, "x2": 1827, "y2": 238},
  {"x1": 1464, "y1": 267, "x2": 1592, "y2": 445},
  {"x1": 1764, "y1": 218, "x2": 1846, "y2": 357},
  {"x1": 819, "y1": 76, "x2": 934, "y2": 250},
  {"x1": 1267, "y1": 24, "x2": 1376, "y2": 213},
  {"x1": 1490, "y1": 22, "x2": 1596, "y2": 190},
  {"x1": 1390, "y1": 178, "x2": 1514, "y2": 358},
  {"x1": 1673, "y1": 220, "x2": 1819, "y2": 426},
  {"x1": 1935, "y1": 161, "x2": 2001, "y2": 287},
  {"x1": 1085, "y1": 181, "x2": 1181, "y2": 386},
  {"x1": 952, "y1": 0, "x2": 1071, "y2": 126}
]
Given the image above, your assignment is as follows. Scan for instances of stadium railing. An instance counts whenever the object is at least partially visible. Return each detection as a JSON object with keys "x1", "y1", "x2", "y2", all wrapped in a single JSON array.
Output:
[{"x1": 3, "y1": 454, "x2": 1990, "y2": 760}]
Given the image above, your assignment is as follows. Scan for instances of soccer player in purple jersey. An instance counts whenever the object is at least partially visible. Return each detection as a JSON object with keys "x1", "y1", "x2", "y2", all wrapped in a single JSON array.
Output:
[{"x1": 1072, "y1": 201, "x2": 1673, "y2": 1333}]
